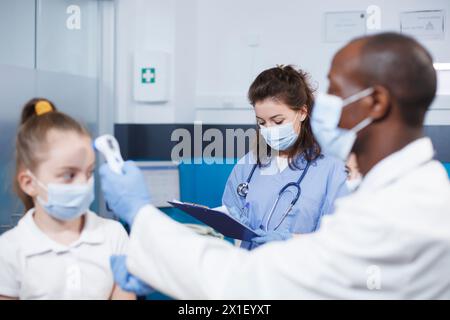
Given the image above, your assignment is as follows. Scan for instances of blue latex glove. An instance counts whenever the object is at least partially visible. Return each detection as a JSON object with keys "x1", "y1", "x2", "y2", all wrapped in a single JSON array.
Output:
[
  {"x1": 110, "y1": 255, "x2": 155, "y2": 296},
  {"x1": 228, "y1": 206, "x2": 251, "y2": 227},
  {"x1": 251, "y1": 228, "x2": 292, "y2": 245},
  {"x1": 99, "y1": 160, "x2": 151, "y2": 226}
]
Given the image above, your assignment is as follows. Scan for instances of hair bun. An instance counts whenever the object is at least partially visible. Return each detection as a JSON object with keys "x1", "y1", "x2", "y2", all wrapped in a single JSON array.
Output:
[{"x1": 20, "y1": 98, "x2": 57, "y2": 125}]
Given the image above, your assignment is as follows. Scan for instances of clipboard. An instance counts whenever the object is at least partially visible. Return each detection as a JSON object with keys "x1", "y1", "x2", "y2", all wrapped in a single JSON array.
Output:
[{"x1": 168, "y1": 201, "x2": 257, "y2": 241}]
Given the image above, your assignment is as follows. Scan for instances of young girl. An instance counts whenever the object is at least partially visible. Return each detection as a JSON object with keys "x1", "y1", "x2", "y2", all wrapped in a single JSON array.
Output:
[{"x1": 0, "y1": 98, "x2": 135, "y2": 300}]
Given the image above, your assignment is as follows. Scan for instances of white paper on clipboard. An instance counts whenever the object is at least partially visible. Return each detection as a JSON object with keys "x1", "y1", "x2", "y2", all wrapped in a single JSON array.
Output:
[{"x1": 137, "y1": 161, "x2": 180, "y2": 208}]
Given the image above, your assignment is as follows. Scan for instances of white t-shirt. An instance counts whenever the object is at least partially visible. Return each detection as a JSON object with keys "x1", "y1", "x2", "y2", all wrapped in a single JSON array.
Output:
[
  {"x1": 0, "y1": 209, "x2": 129, "y2": 300},
  {"x1": 275, "y1": 156, "x2": 289, "y2": 172},
  {"x1": 260, "y1": 156, "x2": 289, "y2": 175}
]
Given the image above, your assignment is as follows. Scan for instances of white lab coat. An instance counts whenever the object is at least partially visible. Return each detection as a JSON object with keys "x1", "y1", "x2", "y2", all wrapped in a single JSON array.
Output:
[{"x1": 126, "y1": 138, "x2": 450, "y2": 299}]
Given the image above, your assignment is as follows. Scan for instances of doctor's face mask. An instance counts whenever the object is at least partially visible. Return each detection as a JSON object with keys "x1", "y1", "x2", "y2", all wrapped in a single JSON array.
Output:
[{"x1": 311, "y1": 88, "x2": 374, "y2": 161}]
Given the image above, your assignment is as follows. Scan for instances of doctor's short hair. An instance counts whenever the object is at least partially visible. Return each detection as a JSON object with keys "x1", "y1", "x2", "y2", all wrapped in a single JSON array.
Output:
[
  {"x1": 248, "y1": 65, "x2": 321, "y2": 168},
  {"x1": 14, "y1": 98, "x2": 91, "y2": 212},
  {"x1": 355, "y1": 32, "x2": 437, "y2": 128}
]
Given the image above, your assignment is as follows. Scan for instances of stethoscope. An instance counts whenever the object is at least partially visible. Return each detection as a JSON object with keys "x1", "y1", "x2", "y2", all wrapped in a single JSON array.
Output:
[{"x1": 237, "y1": 160, "x2": 311, "y2": 231}]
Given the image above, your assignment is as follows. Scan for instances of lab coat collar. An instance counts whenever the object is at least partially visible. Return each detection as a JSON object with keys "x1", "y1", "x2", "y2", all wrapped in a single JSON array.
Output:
[
  {"x1": 358, "y1": 137, "x2": 435, "y2": 192},
  {"x1": 21, "y1": 209, "x2": 105, "y2": 257}
]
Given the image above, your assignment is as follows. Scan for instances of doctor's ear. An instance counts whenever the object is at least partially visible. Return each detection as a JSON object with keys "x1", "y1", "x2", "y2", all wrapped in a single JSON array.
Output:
[
  {"x1": 17, "y1": 170, "x2": 38, "y2": 198},
  {"x1": 368, "y1": 85, "x2": 391, "y2": 121}
]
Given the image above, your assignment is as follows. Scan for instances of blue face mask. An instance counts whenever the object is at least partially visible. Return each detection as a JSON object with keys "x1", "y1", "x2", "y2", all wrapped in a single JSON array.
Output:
[
  {"x1": 346, "y1": 176, "x2": 363, "y2": 192},
  {"x1": 29, "y1": 171, "x2": 95, "y2": 221},
  {"x1": 259, "y1": 113, "x2": 300, "y2": 151},
  {"x1": 311, "y1": 88, "x2": 374, "y2": 161}
]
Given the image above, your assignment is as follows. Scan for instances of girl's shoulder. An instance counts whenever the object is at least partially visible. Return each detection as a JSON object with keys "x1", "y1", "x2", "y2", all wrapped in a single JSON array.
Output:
[
  {"x1": 0, "y1": 211, "x2": 34, "y2": 262},
  {"x1": 0, "y1": 226, "x2": 22, "y2": 250},
  {"x1": 0, "y1": 209, "x2": 36, "y2": 243},
  {"x1": 85, "y1": 212, "x2": 129, "y2": 254},
  {"x1": 85, "y1": 211, "x2": 128, "y2": 240}
]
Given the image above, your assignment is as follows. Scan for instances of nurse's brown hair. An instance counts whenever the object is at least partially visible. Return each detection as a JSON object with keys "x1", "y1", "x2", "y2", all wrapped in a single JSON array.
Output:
[
  {"x1": 248, "y1": 65, "x2": 321, "y2": 169},
  {"x1": 14, "y1": 98, "x2": 90, "y2": 212}
]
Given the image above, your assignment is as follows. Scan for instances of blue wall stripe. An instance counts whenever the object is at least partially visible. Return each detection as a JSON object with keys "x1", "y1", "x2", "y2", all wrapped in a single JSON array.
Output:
[{"x1": 116, "y1": 124, "x2": 450, "y2": 162}]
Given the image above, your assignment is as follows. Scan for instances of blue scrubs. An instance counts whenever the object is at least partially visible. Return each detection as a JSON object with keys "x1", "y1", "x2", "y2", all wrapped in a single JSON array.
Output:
[{"x1": 222, "y1": 152, "x2": 349, "y2": 249}]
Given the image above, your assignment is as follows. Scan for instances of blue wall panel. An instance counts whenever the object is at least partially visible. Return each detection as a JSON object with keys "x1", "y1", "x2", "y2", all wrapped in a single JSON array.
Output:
[
  {"x1": 160, "y1": 159, "x2": 236, "y2": 224},
  {"x1": 149, "y1": 159, "x2": 236, "y2": 300}
]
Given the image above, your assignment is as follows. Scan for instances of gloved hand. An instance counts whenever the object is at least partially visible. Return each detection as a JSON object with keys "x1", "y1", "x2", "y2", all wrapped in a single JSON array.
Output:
[
  {"x1": 228, "y1": 206, "x2": 251, "y2": 227},
  {"x1": 99, "y1": 160, "x2": 151, "y2": 226},
  {"x1": 110, "y1": 255, "x2": 155, "y2": 296},
  {"x1": 251, "y1": 228, "x2": 292, "y2": 245}
]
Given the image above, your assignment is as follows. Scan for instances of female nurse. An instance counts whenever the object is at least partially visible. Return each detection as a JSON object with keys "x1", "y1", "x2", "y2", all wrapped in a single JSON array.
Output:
[{"x1": 222, "y1": 65, "x2": 349, "y2": 250}]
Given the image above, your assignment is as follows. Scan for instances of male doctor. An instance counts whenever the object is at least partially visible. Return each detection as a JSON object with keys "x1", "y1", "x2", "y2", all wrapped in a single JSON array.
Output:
[{"x1": 101, "y1": 33, "x2": 450, "y2": 299}]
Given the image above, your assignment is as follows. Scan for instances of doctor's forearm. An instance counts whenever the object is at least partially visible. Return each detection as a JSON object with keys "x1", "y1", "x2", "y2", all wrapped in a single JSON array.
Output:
[
  {"x1": 126, "y1": 205, "x2": 266, "y2": 299},
  {"x1": 126, "y1": 205, "x2": 327, "y2": 299}
]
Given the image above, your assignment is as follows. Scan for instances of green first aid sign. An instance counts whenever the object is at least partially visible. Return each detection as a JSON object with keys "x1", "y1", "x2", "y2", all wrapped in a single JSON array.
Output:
[
  {"x1": 141, "y1": 68, "x2": 156, "y2": 84},
  {"x1": 134, "y1": 52, "x2": 169, "y2": 102}
]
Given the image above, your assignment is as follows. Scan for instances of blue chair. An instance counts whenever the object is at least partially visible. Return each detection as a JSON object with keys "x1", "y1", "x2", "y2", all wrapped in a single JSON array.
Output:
[{"x1": 444, "y1": 163, "x2": 450, "y2": 179}]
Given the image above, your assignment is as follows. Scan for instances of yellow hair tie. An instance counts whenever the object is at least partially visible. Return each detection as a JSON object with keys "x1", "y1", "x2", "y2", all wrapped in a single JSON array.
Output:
[{"x1": 35, "y1": 101, "x2": 53, "y2": 116}]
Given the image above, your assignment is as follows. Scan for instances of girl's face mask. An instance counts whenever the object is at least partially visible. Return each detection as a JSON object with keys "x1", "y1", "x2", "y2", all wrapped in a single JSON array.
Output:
[
  {"x1": 28, "y1": 171, "x2": 94, "y2": 221},
  {"x1": 346, "y1": 176, "x2": 363, "y2": 192}
]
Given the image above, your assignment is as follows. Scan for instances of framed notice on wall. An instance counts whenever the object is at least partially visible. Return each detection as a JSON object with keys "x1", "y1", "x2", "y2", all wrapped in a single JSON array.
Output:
[
  {"x1": 400, "y1": 10, "x2": 446, "y2": 40},
  {"x1": 324, "y1": 11, "x2": 367, "y2": 43}
]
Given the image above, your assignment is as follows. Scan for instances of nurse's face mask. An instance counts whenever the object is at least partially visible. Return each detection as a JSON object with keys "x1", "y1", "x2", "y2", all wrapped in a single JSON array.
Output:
[
  {"x1": 311, "y1": 87, "x2": 374, "y2": 161},
  {"x1": 259, "y1": 111, "x2": 303, "y2": 151},
  {"x1": 28, "y1": 171, "x2": 95, "y2": 221}
]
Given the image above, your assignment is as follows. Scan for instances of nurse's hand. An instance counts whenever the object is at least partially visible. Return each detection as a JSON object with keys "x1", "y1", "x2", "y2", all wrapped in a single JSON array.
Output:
[
  {"x1": 99, "y1": 160, "x2": 151, "y2": 226},
  {"x1": 228, "y1": 206, "x2": 251, "y2": 227},
  {"x1": 110, "y1": 255, "x2": 155, "y2": 296},
  {"x1": 251, "y1": 229, "x2": 292, "y2": 245}
]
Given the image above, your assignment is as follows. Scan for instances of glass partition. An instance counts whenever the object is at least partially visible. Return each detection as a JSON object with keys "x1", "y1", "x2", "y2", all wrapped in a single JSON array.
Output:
[{"x1": 0, "y1": 0, "x2": 112, "y2": 233}]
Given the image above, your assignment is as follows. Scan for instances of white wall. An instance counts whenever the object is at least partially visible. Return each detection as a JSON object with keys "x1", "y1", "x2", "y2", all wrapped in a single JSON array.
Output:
[
  {"x1": 115, "y1": 0, "x2": 197, "y2": 124},
  {"x1": 115, "y1": 0, "x2": 450, "y2": 124}
]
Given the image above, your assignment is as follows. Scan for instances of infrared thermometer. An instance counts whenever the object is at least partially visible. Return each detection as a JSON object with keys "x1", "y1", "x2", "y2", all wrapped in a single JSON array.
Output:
[{"x1": 94, "y1": 135, "x2": 124, "y2": 174}]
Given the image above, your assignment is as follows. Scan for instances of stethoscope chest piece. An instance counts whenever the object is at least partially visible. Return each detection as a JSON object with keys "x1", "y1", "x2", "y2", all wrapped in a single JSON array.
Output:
[
  {"x1": 237, "y1": 182, "x2": 249, "y2": 198},
  {"x1": 236, "y1": 160, "x2": 311, "y2": 231}
]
